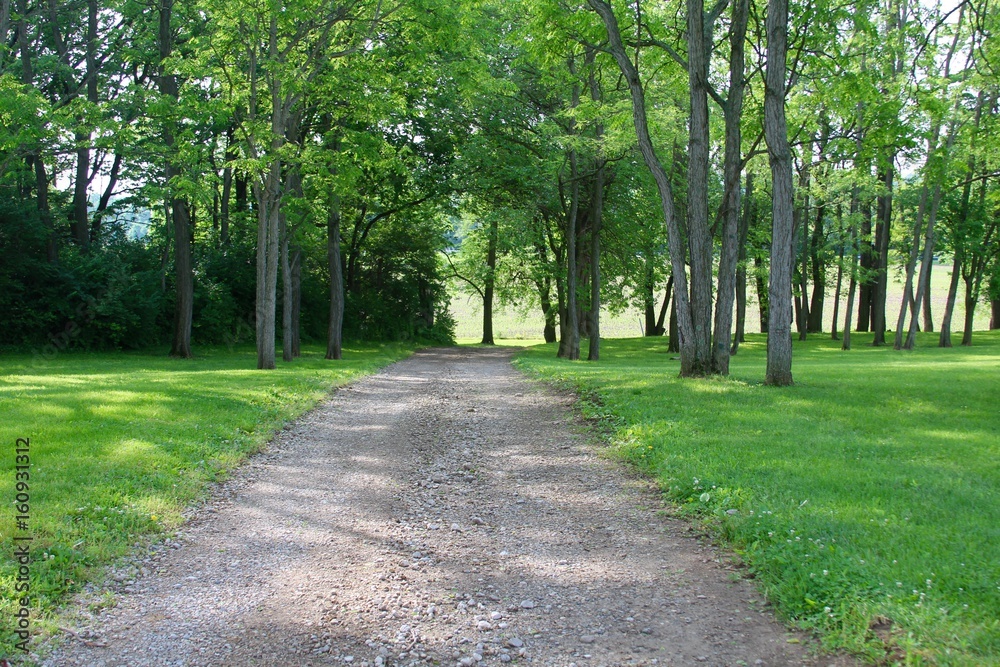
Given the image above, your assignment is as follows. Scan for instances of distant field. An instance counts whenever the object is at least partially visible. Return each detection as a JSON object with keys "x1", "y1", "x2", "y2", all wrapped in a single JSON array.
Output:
[{"x1": 450, "y1": 263, "x2": 994, "y2": 342}]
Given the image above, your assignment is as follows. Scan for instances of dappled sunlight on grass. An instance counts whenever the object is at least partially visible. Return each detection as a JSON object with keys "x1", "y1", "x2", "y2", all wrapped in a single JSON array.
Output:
[{"x1": 516, "y1": 331, "x2": 1000, "y2": 664}]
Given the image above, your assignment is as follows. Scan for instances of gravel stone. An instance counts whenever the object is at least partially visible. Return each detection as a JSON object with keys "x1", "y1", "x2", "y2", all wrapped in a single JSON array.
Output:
[{"x1": 37, "y1": 348, "x2": 857, "y2": 667}]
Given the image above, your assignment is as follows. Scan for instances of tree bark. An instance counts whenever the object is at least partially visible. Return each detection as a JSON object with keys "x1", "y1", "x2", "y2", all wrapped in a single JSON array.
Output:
[
  {"x1": 588, "y1": 0, "x2": 697, "y2": 373},
  {"x1": 291, "y1": 243, "x2": 301, "y2": 357},
  {"x1": 991, "y1": 299, "x2": 1000, "y2": 330},
  {"x1": 326, "y1": 193, "x2": 344, "y2": 360},
  {"x1": 281, "y1": 205, "x2": 293, "y2": 362},
  {"x1": 755, "y1": 255, "x2": 768, "y2": 332},
  {"x1": 732, "y1": 173, "x2": 753, "y2": 354},
  {"x1": 763, "y1": 0, "x2": 794, "y2": 385},
  {"x1": 70, "y1": 0, "x2": 99, "y2": 251},
  {"x1": 221, "y1": 125, "x2": 235, "y2": 244},
  {"x1": 842, "y1": 224, "x2": 859, "y2": 351},
  {"x1": 160, "y1": 0, "x2": 193, "y2": 359},
  {"x1": 807, "y1": 195, "x2": 826, "y2": 332},
  {"x1": 685, "y1": 0, "x2": 716, "y2": 375},
  {"x1": 587, "y1": 56, "x2": 605, "y2": 362},
  {"x1": 871, "y1": 166, "x2": 893, "y2": 344},
  {"x1": 482, "y1": 214, "x2": 498, "y2": 345},
  {"x1": 713, "y1": 0, "x2": 748, "y2": 372},
  {"x1": 657, "y1": 275, "x2": 673, "y2": 336},
  {"x1": 961, "y1": 276, "x2": 976, "y2": 346},
  {"x1": 939, "y1": 253, "x2": 961, "y2": 347},
  {"x1": 831, "y1": 204, "x2": 844, "y2": 341}
]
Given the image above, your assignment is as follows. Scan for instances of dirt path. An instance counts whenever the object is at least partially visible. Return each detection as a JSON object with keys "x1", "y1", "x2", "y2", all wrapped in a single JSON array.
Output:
[{"x1": 42, "y1": 347, "x2": 853, "y2": 667}]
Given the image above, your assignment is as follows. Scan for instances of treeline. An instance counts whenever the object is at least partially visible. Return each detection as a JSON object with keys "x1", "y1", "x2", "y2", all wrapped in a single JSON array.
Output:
[
  {"x1": 1, "y1": 0, "x2": 466, "y2": 366},
  {"x1": 2, "y1": 0, "x2": 999, "y2": 378},
  {"x1": 448, "y1": 0, "x2": 1000, "y2": 384}
]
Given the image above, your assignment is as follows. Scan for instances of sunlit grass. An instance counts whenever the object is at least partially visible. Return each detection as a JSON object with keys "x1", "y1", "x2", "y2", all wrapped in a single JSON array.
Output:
[
  {"x1": 0, "y1": 343, "x2": 413, "y2": 655},
  {"x1": 515, "y1": 332, "x2": 1000, "y2": 665}
]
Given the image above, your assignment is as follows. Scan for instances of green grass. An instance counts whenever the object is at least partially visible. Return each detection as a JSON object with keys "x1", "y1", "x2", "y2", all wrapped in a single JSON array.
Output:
[
  {"x1": 0, "y1": 343, "x2": 413, "y2": 655},
  {"x1": 515, "y1": 333, "x2": 1000, "y2": 666}
]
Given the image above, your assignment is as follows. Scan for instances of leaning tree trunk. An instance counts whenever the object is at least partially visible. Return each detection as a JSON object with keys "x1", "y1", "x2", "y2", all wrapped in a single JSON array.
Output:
[
  {"x1": 939, "y1": 252, "x2": 961, "y2": 347},
  {"x1": 961, "y1": 277, "x2": 977, "y2": 346},
  {"x1": 763, "y1": 0, "x2": 794, "y2": 385},
  {"x1": 588, "y1": 0, "x2": 697, "y2": 372}
]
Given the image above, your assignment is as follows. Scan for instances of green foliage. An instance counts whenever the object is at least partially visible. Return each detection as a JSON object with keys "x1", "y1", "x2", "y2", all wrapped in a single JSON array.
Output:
[
  {"x1": 0, "y1": 343, "x2": 414, "y2": 655},
  {"x1": 516, "y1": 334, "x2": 1000, "y2": 665}
]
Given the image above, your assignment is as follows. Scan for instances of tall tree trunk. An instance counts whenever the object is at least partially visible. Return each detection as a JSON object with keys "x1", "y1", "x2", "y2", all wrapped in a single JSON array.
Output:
[
  {"x1": 588, "y1": 0, "x2": 697, "y2": 373},
  {"x1": 70, "y1": 0, "x2": 99, "y2": 251},
  {"x1": 221, "y1": 125, "x2": 235, "y2": 244},
  {"x1": 871, "y1": 166, "x2": 893, "y2": 344},
  {"x1": 18, "y1": 0, "x2": 57, "y2": 263},
  {"x1": 587, "y1": 55, "x2": 605, "y2": 362},
  {"x1": 713, "y1": 0, "x2": 748, "y2": 371},
  {"x1": 895, "y1": 176, "x2": 930, "y2": 348},
  {"x1": 643, "y1": 247, "x2": 657, "y2": 335},
  {"x1": 991, "y1": 299, "x2": 1000, "y2": 330},
  {"x1": 939, "y1": 252, "x2": 961, "y2": 347},
  {"x1": 255, "y1": 17, "x2": 285, "y2": 370},
  {"x1": 686, "y1": 0, "x2": 715, "y2": 375},
  {"x1": 326, "y1": 193, "x2": 344, "y2": 360},
  {"x1": 842, "y1": 237, "x2": 859, "y2": 350},
  {"x1": 794, "y1": 166, "x2": 810, "y2": 340},
  {"x1": 538, "y1": 278, "x2": 557, "y2": 343},
  {"x1": 843, "y1": 196, "x2": 859, "y2": 350},
  {"x1": 668, "y1": 296, "x2": 680, "y2": 353},
  {"x1": 763, "y1": 0, "x2": 794, "y2": 385},
  {"x1": 482, "y1": 214, "x2": 498, "y2": 345},
  {"x1": 291, "y1": 244, "x2": 301, "y2": 357},
  {"x1": 857, "y1": 226, "x2": 873, "y2": 332},
  {"x1": 807, "y1": 197, "x2": 826, "y2": 332},
  {"x1": 657, "y1": 275, "x2": 673, "y2": 336},
  {"x1": 831, "y1": 204, "x2": 844, "y2": 341},
  {"x1": 732, "y1": 173, "x2": 752, "y2": 354},
  {"x1": 755, "y1": 255, "x2": 769, "y2": 333},
  {"x1": 961, "y1": 276, "x2": 976, "y2": 346},
  {"x1": 922, "y1": 262, "x2": 935, "y2": 332},
  {"x1": 160, "y1": 0, "x2": 193, "y2": 359},
  {"x1": 235, "y1": 174, "x2": 248, "y2": 213},
  {"x1": 281, "y1": 207, "x2": 293, "y2": 362},
  {"x1": 91, "y1": 153, "x2": 122, "y2": 242}
]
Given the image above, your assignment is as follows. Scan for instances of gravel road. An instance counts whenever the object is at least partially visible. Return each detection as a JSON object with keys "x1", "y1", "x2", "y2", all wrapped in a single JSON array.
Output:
[{"x1": 41, "y1": 347, "x2": 855, "y2": 667}]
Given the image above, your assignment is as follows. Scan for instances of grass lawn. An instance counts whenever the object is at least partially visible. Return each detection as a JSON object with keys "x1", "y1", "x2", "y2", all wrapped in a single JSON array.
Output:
[
  {"x1": 0, "y1": 342, "x2": 413, "y2": 655},
  {"x1": 515, "y1": 332, "x2": 1000, "y2": 666}
]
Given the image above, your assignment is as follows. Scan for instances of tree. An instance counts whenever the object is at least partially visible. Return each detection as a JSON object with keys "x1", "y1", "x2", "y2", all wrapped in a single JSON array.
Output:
[{"x1": 763, "y1": 0, "x2": 794, "y2": 385}]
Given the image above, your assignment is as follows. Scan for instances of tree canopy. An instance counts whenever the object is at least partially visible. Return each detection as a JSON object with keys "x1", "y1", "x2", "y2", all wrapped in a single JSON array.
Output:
[{"x1": 2, "y1": 0, "x2": 998, "y2": 378}]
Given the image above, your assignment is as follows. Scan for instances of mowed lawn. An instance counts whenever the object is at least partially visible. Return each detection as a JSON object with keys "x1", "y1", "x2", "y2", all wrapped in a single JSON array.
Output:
[
  {"x1": 516, "y1": 332, "x2": 1000, "y2": 665},
  {"x1": 0, "y1": 343, "x2": 412, "y2": 654}
]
